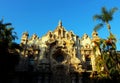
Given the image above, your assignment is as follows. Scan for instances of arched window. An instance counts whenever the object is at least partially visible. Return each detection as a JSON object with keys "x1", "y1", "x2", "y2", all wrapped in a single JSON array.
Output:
[{"x1": 54, "y1": 54, "x2": 64, "y2": 63}]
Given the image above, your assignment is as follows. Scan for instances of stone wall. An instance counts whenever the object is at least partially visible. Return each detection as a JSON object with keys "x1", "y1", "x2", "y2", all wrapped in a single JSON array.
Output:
[{"x1": 16, "y1": 21, "x2": 103, "y2": 82}]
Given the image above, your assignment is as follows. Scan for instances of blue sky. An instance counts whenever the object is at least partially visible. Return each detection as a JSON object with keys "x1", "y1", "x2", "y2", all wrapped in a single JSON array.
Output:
[{"x1": 0, "y1": 0, "x2": 120, "y2": 50}]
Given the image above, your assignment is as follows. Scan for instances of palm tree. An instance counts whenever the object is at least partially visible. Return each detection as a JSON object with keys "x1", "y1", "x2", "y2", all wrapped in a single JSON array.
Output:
[
  {"x1": 93, "y1": 7, "x2": 118, "y2": 33},
  {"x1": 93, "y1": 7, "x2": 120, "y2": 79},
  {"x1": 0, "y1": 18, "x2": 20, "y2": 74}
]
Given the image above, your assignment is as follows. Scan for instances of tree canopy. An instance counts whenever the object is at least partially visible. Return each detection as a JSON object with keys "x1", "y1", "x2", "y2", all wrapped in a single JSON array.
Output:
[
  {"x1": 93, "y1": 7, "x2": 118, "y2": 31},
  {"x1": 0, "y1": 18, "x2": 20, "y2": 74}
]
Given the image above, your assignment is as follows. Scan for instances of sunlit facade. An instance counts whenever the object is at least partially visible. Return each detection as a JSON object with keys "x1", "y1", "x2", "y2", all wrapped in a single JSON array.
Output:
[{"x1": 16, "y1": 21, "x2": 102, "y2": 83}]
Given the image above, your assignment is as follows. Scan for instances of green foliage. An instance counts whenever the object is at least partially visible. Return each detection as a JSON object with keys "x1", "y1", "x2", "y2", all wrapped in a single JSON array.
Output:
[
  {"x1": 93, "y1": 7, "x2": 120, "y2": 79},
  {"x1": 95, "y1": 35, "x2": 120, "y2": 79},
  {"x1": 93, "y1": 7, "x2": 118, "y2": 23},
  {"x1": 0, "y1": 19, "x2": 18, "y2": 47},
  {"x1": 93, "y1": 7, "x2": 118, "y2": 31},
  {"x1": 0, "y1": 18, "x2": 20, "y2": 73},
  {"x1": 93, "y1": 23, "x2": 103, "y2": 31}
]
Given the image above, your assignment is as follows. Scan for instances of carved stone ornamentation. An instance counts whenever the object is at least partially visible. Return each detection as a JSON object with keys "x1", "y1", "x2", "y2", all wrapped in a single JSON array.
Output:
[{"x1": 18, "y1": 21, "x2": 103, "y2": 82}]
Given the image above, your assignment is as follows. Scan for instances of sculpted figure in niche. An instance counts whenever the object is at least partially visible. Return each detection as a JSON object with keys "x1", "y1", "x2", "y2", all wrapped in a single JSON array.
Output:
[
  {"x1": 81, "y1": 33, "x2": 91, "y2": 49},
  {"x1": 67, "y1": 33, "x2": 70, "y2": 40},
  {"x1": 49, "y1": 31, "x2": 52, "y2": 39},
  {"x1": 31, "y1": 34, "x2": 38, "y2": 40},
  {"x1": 22, "y1": 32, "x2": 29, "y2": 38},
  {"x1": 21, "y1": 32, "x2": 29, "y2": 45},
  {"x1": 92, "y1": 31, "x2": 101, "y2": 56},
  {"x1": 58, "y1": 29, "x2": 61, "y2": 38},
  {"x1": 28, "y1": 34, "x2": 38, "y2": 46}
]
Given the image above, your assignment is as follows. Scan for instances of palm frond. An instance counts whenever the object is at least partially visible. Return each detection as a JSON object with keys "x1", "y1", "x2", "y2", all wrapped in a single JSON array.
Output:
[
  {"x1": 109, "y1": 7, "x2": 118, "y2": 16},
  {"x1": 93, "y1": 23, "x2": 103, "y2": 31},
  {"x1": 4, "y1": 23, "x2": 12, "y2": 26},
  {"x1": 102, "y1": 7, "x2": 108, "y2": 15},
  {"x1": 109, "y1": 32, "x2": 117, "y2": 41},
  {"x1": 93, "y1": 15, "x2": 102, "y2": 21},
  {"x1": 101, "y1": 7, "x2": 112, "y2": 22}
]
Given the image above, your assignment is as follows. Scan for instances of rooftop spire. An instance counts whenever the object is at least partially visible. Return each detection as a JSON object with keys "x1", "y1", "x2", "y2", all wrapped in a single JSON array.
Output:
[{"x1": 58, "y1": 20, "x2": 62, "y2": 27}]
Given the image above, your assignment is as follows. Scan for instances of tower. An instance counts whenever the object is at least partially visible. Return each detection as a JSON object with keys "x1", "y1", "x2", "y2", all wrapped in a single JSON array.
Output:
[{"x1": 21, "y1": 32, "x2": 29, "y2": 45}]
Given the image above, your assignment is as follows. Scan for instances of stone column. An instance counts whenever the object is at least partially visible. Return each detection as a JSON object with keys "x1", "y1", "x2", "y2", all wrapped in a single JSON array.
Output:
[
  {"x1": 82, "y1": 54, "x2": 86, "y2": 62},
  {"x1": 45, "y1": 75, "x2": 49, "y2": 83},
  {"x1": 71, "y1": 76, "x2": 76, "y2": 83},
  {"x1": 78, "y1": 77, "x2": 82, "y2": 83},
  {"x1": 37, "y1": 76, "x2": 42, "y2": 83},
  {"x1": 63, "y1": 30, "x2": 66, "y2": 38},
  {"x1": 91, "y1": 53, "x2": 96, "y2": 71},
  {"x1": 61, "y1": 29, "x2": 63, "y2": 38}
]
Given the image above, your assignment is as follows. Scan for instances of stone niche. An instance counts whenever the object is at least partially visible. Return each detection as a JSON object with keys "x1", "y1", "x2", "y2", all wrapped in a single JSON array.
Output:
[
  {"x1": 52, "y1": 50, "x2": 66, "y2": 63},
  {"x1": 18, "y1": 21, "x2": 102, "y2": 83}
]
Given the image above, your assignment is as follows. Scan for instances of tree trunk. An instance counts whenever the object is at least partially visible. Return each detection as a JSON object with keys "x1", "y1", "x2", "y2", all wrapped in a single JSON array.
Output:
[{"x1": 106, "y1": 22, "x2": 111, "y2": 34}]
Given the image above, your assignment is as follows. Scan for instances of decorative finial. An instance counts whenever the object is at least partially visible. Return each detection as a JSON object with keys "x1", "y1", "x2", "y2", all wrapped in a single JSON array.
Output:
[
  {"x1": 23, "y1": 31, "x2": 29, "y2": 36},
  {"x1": 92, "y1": 30, "x2": 98, "y2": 37},
  {"x1": 58, "y1": 20, "x2": 62, "y2": 27}
]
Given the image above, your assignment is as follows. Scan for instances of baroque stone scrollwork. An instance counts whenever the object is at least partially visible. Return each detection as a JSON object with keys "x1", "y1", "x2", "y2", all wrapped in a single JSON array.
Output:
[{"x1": 18, "y1": 21, "x2": 104, "y2": 83}]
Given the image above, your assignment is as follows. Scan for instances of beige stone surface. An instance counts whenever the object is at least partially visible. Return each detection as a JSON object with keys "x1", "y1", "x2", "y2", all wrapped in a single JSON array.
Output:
[{"x1": 19, "y1": 21, "x2": 102, "y2": 73}]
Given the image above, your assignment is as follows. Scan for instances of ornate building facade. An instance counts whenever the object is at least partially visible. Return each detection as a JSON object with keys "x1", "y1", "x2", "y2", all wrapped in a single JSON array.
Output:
[{"x1": 17, "y1": 21, "x2": 101, "y2": 83}]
